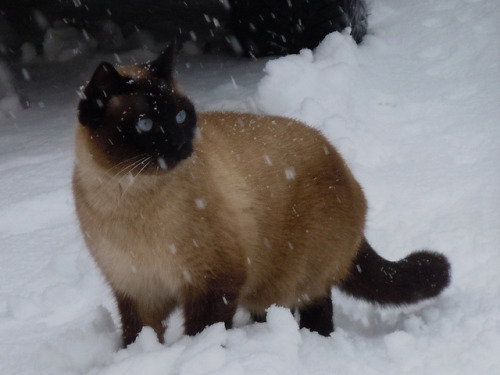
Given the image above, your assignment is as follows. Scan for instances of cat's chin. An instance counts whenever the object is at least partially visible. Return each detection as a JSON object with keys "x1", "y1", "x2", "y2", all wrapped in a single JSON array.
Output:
[{"x1": 151, "y1": 143, "x2": 194, "y2": 171}]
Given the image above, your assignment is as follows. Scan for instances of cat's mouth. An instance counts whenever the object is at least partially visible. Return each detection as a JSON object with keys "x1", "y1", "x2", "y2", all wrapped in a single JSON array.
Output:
[{"x1": 151, "y1": 141, "x2": 193, "y2": 171}]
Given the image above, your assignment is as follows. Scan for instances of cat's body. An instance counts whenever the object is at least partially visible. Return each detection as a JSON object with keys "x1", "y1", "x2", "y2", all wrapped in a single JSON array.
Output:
[{"x1": 73, "y1": 47, "x2": 450, "y2": 347}]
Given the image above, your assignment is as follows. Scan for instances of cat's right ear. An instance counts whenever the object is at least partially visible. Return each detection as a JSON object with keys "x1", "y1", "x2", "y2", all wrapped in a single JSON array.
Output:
[
  {"x1": 147, "y1": 42, "x2": 176, "y2": 81},
  {"x1": 78, "y1": 62, "x2": 130, "y2": 128}
]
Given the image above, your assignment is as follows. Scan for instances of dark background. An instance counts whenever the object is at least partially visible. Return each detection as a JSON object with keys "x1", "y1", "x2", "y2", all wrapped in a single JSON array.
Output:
[
  {"x1": 0, "y1": 0, "x2": 367, "y2": 60},
  {"x1": 0, "y1": 0, "x2": 229, "y2": 59}
]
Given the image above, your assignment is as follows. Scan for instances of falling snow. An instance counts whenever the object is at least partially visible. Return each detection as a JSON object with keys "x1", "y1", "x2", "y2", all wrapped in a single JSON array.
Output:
[
  {"x1": 169, "y1": 244, "x2": 177, "y2": 255},
  {"x1": 182, "y1": 269, "x2": 192, "y2": 283},
  {"x1": 194, "y1": 198, "x2": 206, "y2": 210},
  {"x1": 263, "y1": 154, "x2": 273, "y2": 166},
  {"x1": 284, "y1": 167, "x2": 296, "y2": 180},
  {"x1": 0, "y1": 1, "x2": 499, "y2": 375},
  {"x1": 157, "y1": 157, "x2": 167, "y2": 170}
]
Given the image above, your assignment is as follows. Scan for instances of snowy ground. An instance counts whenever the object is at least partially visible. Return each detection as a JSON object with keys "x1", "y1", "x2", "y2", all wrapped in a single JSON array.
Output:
[{"x1": 1, "y1": 0, "x2": 499, "y2": 374}]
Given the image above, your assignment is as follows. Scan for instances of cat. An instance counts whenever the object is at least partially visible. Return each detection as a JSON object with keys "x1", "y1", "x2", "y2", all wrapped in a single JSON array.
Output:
[{"x1": 73, "y1": 45, "x2": 451, "y2": 347}]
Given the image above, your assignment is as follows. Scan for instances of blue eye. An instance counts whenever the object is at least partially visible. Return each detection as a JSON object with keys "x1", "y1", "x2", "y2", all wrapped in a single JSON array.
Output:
[
  {"x1": 176, "y1": 110, "x2": 186, "y2": 124},
  {"x1": 136, "y1": 118, "x2": 153, "y2": 133}
]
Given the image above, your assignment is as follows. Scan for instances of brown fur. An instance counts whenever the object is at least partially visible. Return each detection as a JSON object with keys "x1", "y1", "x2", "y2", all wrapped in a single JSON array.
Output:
[
  {"x1": 73, "y1": 51, "x2": 450, "y2": 346},
  {"x1": 74, "y1": 110, "x2": 366, "y2": 343}
]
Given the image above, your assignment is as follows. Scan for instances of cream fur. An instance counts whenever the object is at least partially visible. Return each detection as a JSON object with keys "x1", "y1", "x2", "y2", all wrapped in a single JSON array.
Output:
[{"x1": 73, "y1": 111, "x2": 367, "y2": 331}]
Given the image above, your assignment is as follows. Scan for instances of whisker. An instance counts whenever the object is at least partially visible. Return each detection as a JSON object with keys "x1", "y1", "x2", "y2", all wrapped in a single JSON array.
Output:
[
  {"x1": 106, "y1": 155, "x2": 150, "y2": 185},
  {"x1": 121, "y1": 156, "x2": 150, "y2": 178},
  {"x1": 118, "y1": 156, "x2": 152, "y2": 199},
  {"x1": 153, "y1": 165, "x2": 159, "y2": 190},
  {"x1": 102, "y1": 155, "x2": 142, "y2": 176},
  {"x1": 95, "y1": 155, "x2": 151, "y2": 206},
  {"x1": 137, "y1": 158, "x2": 152, "y2": 177},
  {"x1": 103, "y1": 154, "x2": 149, "y2": 180}
]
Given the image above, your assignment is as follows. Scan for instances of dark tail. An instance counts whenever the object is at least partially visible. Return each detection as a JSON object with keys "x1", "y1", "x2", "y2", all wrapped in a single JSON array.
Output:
[{"x1": 339, "y1": 238, "x2": 451, "y2": 305}]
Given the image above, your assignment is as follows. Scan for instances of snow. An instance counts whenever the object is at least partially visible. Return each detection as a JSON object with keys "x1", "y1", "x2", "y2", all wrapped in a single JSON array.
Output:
[
  {"x1": 158, "y1": 156, "x2": 168, "y2": 170},
  {"x1": 194, "y1": 198, "x2": 207, "y2": 210},
  {"x1": 0, "y1": 59, "x2": 22, "y2": 119},
  {"x1": 43, "y1": 25, "x2": 98, "y2": 62},
  {"x1": 1, "y1": 0, "x2": 499, "y2": 374}
]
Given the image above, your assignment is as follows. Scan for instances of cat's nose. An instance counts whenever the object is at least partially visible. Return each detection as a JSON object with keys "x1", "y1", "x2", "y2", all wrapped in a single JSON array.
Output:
[{"x1": 171, "y1": 136, "x2": 185, "y2": 150}]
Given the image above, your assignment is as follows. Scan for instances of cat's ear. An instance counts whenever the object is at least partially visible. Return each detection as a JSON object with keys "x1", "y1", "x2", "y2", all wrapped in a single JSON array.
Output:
[
  {"x1": 85, "y1": 62, "x2": 126, "y2": 99},
  {"x1": 78, "y1": 62, "x2": 128, "y2": 128},
  {"x1": 147, "y1": 42, "x2": 176, "y2": 80}
]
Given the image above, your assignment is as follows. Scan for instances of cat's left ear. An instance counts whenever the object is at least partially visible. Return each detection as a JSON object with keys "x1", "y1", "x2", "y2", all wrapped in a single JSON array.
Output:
[
  {"x1": 78, "y1": 62, "x2": 131, "y2": 128},
  {"x1": 147, "y1": 42, "x2": 176, "y2": 80}
]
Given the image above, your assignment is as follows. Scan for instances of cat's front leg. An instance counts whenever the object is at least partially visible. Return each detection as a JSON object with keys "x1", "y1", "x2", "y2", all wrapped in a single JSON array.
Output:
[
  {"x1": 182, "y1": 273, "x2": 244, "y2": 336},
  {"x1": 115, "y1": 291, "x2": 176, "y2": 346},
  {"x1": 115, "y1": 291, "x2": 143, "y2": 347}
]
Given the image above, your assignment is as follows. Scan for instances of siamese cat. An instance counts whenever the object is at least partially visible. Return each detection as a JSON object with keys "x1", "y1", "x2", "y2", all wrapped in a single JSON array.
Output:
[{"x1": 73, "y1": 46, "x2": 451, "y2": 347}]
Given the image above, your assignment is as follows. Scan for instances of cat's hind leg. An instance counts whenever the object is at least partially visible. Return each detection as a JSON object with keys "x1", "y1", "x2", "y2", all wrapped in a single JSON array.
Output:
[
  {"x1": 183, "y1": 272, "x2": 245, "y2": 336},
  {"x1": 299, "y1": 295, "x2": 334, "y2": 336}
]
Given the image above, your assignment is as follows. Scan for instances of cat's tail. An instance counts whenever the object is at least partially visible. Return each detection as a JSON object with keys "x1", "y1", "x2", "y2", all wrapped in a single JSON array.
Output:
[{"x1": 339, "y1": 238, "x2": 451, "y2": 305}]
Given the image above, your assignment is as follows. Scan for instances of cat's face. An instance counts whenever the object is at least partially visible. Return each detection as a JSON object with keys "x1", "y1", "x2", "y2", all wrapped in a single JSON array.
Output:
[{"x1": 78, "y1": 46, "x2": 196, "y2": 171}]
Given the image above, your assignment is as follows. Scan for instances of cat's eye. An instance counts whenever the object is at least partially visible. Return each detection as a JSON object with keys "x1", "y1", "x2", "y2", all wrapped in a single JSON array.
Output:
[
  {"x1": 136, "y1": 118, "x2": 153, "y2": 133},
  {"x1": 176, "y1": 110, "x2": 186, "y2": 124}
]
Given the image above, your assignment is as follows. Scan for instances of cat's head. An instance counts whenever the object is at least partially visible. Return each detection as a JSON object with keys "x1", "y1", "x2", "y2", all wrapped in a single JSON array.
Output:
[{"x1": 77, "y1": 44, "x2": 196, "y2": 171}]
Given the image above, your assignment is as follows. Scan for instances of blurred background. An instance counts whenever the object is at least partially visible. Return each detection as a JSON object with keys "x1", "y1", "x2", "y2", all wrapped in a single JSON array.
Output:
[
  {"x1": 0, "y1": 0, "x2": 367, "y2": 118},
  {"x1": 0, "y1": 0, "x2": 367, "y2": 60}
]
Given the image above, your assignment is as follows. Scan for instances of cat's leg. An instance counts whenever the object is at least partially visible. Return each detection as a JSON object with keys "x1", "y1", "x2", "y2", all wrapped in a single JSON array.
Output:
[
  {"x1": 183, "y1": 274, "x2": 244, "y2": 336},
  {"x1": 115, "y1": 291, "x2": 143, "y2": 347},
  {"x1": 137, "y1": 299, "x2": 177, "y2": 344},
  {"x1": 251, "y1": 312, "x2": 267, "y2": 323},
  {"x1": 299, "y1": 295, "x2": 334, "y2": 336},
  {"x1": 115, "y1": 291, "x2": 176, "y2": 346},
  {"x1": 251, "y1": 307, "x2": 295, "y2": 323}
]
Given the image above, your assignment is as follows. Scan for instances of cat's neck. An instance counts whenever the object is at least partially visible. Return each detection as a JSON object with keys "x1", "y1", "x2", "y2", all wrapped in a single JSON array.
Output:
[{"x1": 73, "y1": 125, "x2": 198, "y2": 216}]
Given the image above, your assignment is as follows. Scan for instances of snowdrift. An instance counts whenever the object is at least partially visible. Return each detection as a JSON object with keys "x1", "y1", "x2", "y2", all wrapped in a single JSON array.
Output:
[{"x1": 0, "y1": 0, "x2": 499, "y2": 374}]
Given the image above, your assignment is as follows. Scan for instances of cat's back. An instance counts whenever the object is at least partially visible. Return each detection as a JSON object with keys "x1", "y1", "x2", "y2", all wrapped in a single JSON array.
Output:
[
  {"x1": 196, "y1": 112, "x2": 344, "y2": 174},
  {"x1": 194, "y1": 112, "x2": 363, "y2": 202},
  {"x1": 194, "y1": 112, "x2": 367, "y2": 307},
  {"x1": 197, "y1": 112, "x2": 328, "y2": 151}
]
